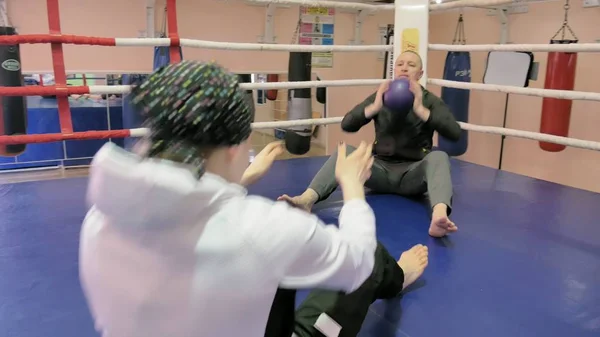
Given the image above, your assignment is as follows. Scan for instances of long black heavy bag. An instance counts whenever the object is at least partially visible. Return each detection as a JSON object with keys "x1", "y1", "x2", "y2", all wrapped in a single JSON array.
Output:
[{"x1": 0, "y1": 26, "x2": 27, "y2": 156}]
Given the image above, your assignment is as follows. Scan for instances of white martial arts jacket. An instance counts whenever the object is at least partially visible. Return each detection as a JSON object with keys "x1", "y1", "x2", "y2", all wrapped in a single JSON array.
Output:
[{"x1": 79, "y1": 143, "x2": 377, "y2": 337}]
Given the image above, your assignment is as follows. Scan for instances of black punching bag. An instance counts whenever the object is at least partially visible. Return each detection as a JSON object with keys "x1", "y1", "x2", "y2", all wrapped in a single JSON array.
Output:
[
  {"x1": 285, "y1": 52, "x2": 312, "y2": 155},
  {"x1": 237, "y1": 73, "x2": 255, "y2": 119},
  {"x1": 0, "y1": 26, "x2": 27, "y2": 156},
  {"x1": 316, "y1": 76, "x2": 326, "y2": 105}
]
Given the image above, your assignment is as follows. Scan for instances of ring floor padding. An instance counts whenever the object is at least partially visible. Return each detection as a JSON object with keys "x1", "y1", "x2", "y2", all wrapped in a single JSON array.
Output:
[{"x1": 0, "y1": 157, "x2": 599, "y2": 337}]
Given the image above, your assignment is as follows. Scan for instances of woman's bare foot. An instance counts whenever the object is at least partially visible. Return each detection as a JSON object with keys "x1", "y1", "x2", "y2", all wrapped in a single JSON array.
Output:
[
  {"x1": 428, "y1": 203, "x2": 458, "y2": 238},
  {"x1": 277, "y1": 189, "x2": 318, "y2": 212},
  {"x1": 397, "y1": 244, "x2": 429, "y2": 290}
]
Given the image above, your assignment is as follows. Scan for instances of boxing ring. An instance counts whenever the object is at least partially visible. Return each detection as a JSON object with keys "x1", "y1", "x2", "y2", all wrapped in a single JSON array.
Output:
[
  {"x1": 1, "y1": 0, "x2": 600, "y2": 337},
  {"x1": 0, "y1": 96, "x2": 124, "y2": 170}
]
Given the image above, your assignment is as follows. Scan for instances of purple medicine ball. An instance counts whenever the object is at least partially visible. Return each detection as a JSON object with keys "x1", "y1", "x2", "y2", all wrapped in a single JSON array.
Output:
[{"x1": 383, "y1": 78, "x2": 414, "y2": 116}]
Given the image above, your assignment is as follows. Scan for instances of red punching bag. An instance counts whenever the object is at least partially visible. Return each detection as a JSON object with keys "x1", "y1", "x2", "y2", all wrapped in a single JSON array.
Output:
[
  {"x1": 266, "y1": 74, "x2": 278, "y2": 101},
  {"x1": 539, "y1": 39, "x2": 578, "y2": 152}
]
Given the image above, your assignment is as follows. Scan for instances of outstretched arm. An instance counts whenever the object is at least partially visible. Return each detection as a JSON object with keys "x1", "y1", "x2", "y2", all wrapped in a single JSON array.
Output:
[
  {"x1": 342, "y1": 82, "x2": 391, "y2": 133},
  {"x1": 246, "y1": 196, "x2": 377, "y2": 294},
  {"x1": 279, "y1": 199, "x2": 376, "y2": 292},
  {"x1": 240, "y1": 142, "x2": 284, "y2": 186},
  {"x1": 244, "y1": 143, "x2": 377, "y2": 293},
  {"x1": 341, "y1": 92, "x2": 377, "y2": 132}
]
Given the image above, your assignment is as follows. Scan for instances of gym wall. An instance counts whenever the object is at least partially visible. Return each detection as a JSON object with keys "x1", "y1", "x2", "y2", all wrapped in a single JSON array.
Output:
[{"x1": 429, "y1": 2, "x2": 600, "y2": 193}]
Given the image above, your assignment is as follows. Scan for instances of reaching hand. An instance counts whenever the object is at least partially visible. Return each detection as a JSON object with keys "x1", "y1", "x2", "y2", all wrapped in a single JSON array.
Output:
[
  {"x1": 335, "y1": 141, "x2": 374, "y2": 186},
  {"x1": 374, "y1": 80, "x2": 391, "y2": 109},
  {"x1": 366, "y1": 80, "x2": 391, "y2": 118},
  {"x1": 409, "y1": 79, "x2": 424, "y2": 110},
  {"x1": 409, "y1": 79, "x2": 430, "y2": 121},
  {"x1": 241, "y1": 141, "x2": 285, "y2": 186}
]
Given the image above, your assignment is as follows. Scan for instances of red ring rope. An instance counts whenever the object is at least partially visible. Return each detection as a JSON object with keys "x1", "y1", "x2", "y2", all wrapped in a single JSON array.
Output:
[
  {"x1": 46, "y1": 0, "x2": 73, "y2": 134},
  {"x1": 166, "y1": 0, "x2": 181, "y2": 64},
  {"x1": 0, "y1": 86, "x2": 91, "y2": 96},
  {"x1": 0, "y1": 130, "x2": 133, "y2": 145},
  {"x1": 0, "y1": 35, "x2": 117, "y2": 45}
]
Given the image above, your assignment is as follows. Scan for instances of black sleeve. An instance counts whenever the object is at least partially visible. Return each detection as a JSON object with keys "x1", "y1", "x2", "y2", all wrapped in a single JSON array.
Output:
[
  {"x1": 425, "y1": 94, "x2": 462, "y2": 142},
  {"x1": 341, "y1": 93, "x2": 377, "y2": 133}
]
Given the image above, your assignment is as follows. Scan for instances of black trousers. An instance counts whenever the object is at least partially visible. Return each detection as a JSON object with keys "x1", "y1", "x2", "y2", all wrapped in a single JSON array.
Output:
[{"x1": 264, "y1": 242, "x2": 405, "y2": 337}]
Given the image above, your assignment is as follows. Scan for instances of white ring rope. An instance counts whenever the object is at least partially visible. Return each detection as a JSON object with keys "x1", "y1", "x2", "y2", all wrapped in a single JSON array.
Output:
[
  {"x1": 458, "y1": 122, "x2": 600, "y2": 151},
  {"x1": 86, "y1": 80, "x2": 389, "y2": 95},
  {"x1": 125, "y1": 118, "x2": 345, "y2": 137},
  {"x1": 429, "y1": 43, "x2": 600, "y2": 53},
  {"x1": 252, "y1": 116, "x2": 344, "y2": 129},
  {"x1": 111, "y1": 39, "x2": 600, "y2": 54},
  {"x1": 244, "y1": 0, "x2": 517, "y2": 11},
  {"x1": 247, "y1": 0, "x2": 394, "y2": 11},
  {"x1": 87, "y1": 79, "x2": 600, "y2": 102},
  {"x1": 180, "y1": 39, "x2": 391, "y2": 52},
  {"x1": 115, "y1": 38, "x2": 392, "y2": 52},
  {"x1": 126, "y1": 117, "x2": 600, "y2": 152},
  {"x1": 427, "y1": 79, "x2": 600, "y2": 101}
]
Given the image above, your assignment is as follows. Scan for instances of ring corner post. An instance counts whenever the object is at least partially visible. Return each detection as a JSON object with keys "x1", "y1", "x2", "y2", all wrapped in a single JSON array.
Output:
[{"x1": 393, "y1": 0, "x2": 430, "y2": 85}]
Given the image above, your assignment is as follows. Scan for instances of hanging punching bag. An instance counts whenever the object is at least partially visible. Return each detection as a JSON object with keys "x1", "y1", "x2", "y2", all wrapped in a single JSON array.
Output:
[
  {"x1": 266, "y1": 74, "x2": 278, "y2": 101},
  {"x1": 122, "y1": 74, "x2": 149, "y2": 150},
  {"x1": 316, "y1": 76, "x2": 326, "y2": 105},
  {"x1": 285, "y1": 52, "x2": 312, "y2": 155},
  {"x1": 539, "y1": 40, "x2": 577, "y2": 152},
  {"x1": 153, "y1": 44, "x2": 183, "y2": 69},
  {"x1": 237, "y1": 74, "x2": 255, "y2": 113},
  {"x1": 0, "y1": 26, "x2": 27, "y2": 156},
  {"x1": 439, "y1": 51, "x2": 470, "y2": 156},
  {"x1": 238, "y1": 74, "x2": 253, "y2": 95}
]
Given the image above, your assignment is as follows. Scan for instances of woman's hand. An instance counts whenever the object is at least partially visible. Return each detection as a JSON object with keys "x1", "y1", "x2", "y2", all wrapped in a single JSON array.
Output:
[
  {"x1": 335, "y1": 141, "x2": 374, "y2": 202},
  {"x1": 241, "y1": 141, "x2": 285, "y2": 186},
  {"x1": 335, "y1": 141, "x2": 374, "y2": 186}
]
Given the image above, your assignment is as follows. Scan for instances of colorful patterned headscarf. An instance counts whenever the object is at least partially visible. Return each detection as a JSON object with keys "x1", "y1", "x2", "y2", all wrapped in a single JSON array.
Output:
[{"x1": 130, "y1": 60, "x2": 255, "y2": 177}]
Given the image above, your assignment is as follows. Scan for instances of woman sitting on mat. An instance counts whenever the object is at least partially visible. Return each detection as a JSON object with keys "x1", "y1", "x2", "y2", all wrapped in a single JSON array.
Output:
[
  {"x1": 279, "y1": 51, "x2": 461, "y2": 238},
  {"x1": 79, "y1": 60, "x2": 429, "y2": 337}
]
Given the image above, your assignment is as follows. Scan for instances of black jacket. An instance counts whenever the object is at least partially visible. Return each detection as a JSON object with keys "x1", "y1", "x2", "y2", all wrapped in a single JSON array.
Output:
[{"x1": 341, "y1": 88, "x2": 461, "y2": 162}]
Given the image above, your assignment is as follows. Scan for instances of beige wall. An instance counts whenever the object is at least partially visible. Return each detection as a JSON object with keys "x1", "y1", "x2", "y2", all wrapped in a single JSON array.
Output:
[
  {"x1": 10, "y1": 0, "x2": 600, "y2": 192},
  {"x1": 265, "y1": 73, "x2": 326, "y2": 147},
  {"x1": 428, "y1": 4, "x2": 600, "y2": 193}
]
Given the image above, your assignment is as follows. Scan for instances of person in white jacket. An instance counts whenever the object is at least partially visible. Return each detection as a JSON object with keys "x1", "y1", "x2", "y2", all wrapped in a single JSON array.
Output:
[{"x1": 79, "y1": 61, "x2": 429, "y2": 337}]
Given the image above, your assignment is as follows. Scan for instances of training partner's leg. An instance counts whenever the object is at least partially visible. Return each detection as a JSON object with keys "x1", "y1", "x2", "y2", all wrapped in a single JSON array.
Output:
[
  {"x1": 394, "y1": 150, "x2": 457, "y2": 237},
  {"x1": 292, "y1": 242, "x2": 428, "y2": 337},
  {"x1": 278, "y1": 144, "x2": 391, "y2": 212}
]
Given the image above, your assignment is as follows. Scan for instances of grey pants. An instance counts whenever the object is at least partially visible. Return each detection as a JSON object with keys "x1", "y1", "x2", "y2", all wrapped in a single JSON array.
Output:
[{"x1": 308, "y1": 145, "x2": 453, "y2": 214}]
